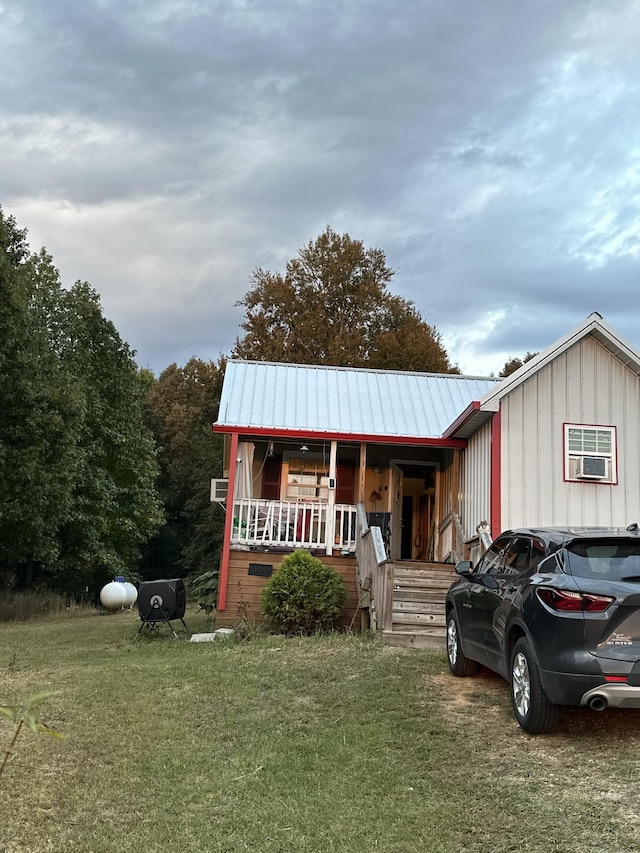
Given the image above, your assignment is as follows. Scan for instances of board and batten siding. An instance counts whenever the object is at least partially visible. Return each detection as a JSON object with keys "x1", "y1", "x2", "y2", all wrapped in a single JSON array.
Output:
[
  {"x1": 217, "y1": 550, "x2": 358, "y2": 628},
  {"x1": 460, "y1": 420, "x2": 492, "y2": 540},
  {"x1": 500, "y1": 336, "x2": 640, "y2": 530}
]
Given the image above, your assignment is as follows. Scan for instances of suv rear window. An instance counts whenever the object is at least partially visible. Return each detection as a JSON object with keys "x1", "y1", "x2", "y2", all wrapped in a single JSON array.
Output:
[{"x1": 566, "y1": 539, "x2": 640, "y2": 581}]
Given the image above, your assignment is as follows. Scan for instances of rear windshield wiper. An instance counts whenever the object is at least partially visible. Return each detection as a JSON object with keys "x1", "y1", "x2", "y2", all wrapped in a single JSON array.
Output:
[{"x1": 621, "y1": 575, "x2": 640, "y2": 582}]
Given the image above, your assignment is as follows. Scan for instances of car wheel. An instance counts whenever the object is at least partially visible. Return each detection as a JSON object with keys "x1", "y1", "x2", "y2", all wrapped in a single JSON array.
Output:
[
  {"x1": 446, "y1": 612, "x2": 478, "y2": 677},
  {"x1": 510, "y1": 638, "x2": 559, "y2": 734}
]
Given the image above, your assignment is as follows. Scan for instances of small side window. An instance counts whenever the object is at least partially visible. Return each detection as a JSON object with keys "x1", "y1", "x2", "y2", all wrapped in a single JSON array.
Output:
[{"x1": 564, "y1": 423, "x2": 617, "y2": 484}]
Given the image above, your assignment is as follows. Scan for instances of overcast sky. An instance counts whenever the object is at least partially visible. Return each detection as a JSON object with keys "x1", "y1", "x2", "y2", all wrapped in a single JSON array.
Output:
[{"x1": 3, "y1": 0, "x2": 640, "y2": 376}]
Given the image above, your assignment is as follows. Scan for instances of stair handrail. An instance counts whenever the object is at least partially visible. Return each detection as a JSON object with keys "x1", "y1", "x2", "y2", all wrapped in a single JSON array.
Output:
[{"x1": 355, "y1": 502, "x2": 391, "y2": 632}]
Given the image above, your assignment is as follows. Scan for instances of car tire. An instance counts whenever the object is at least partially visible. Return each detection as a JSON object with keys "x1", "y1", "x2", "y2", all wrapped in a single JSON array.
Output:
[
  {"x1": 510, "y1": 637, "x2": 559, "y2": 734},
  {"x1": 446, "y1": 612, "x2": 478, "y2": 677}
]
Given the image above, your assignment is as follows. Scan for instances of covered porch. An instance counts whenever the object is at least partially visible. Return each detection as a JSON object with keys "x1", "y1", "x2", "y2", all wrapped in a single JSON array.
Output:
[{"x1": 214, "y1": 433, "x2": 466, "y2": 560}]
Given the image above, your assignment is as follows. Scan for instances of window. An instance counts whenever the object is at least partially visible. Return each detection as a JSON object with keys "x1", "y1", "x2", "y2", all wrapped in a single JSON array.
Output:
[
  {"x1": 501, "y1": 537, "x2": 532, "y2": 575},
  {"x1": 286, "y1": 457, "x2": 330, "y2": 500},
  {"x1": 564, "y1": 423, "x2": 617, "y2": 484},
  {"x1": 476, "y1": 536, "x2": 512, "y2": 574}
]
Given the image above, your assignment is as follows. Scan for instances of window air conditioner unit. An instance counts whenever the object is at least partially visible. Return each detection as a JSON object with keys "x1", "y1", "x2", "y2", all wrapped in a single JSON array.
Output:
[
  {"x1": 576, "y1": 456, "x2": 608, "y2": 480},
  {"x1": 210, "y1": 479, "x2": 229, "y2": 502}
]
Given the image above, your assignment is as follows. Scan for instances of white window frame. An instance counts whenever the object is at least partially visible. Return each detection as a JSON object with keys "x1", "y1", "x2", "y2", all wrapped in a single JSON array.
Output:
[
  {"x1": 285, "y1": 455, "x2": 330, "y2": 501},
  {"x1": 563, "y1": 423, "x2": 617, "y2": 485},
  {"x1": 210, "y1": 478, "x2": 229, "y2": 502}
]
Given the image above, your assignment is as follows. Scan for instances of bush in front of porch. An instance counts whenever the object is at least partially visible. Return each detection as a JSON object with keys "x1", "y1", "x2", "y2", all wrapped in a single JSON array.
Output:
[{"x1": 261, "y1": 550, "x2": 347, "y2": 635}]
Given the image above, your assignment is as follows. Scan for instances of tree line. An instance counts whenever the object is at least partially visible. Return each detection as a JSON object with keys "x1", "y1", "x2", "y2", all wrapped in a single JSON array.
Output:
[{"x1": 0, "y1": 211, "x2": 526, "y2": 598}]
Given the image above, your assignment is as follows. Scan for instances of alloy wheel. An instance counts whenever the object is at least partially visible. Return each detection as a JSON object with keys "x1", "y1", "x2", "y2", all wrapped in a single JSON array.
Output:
[
  {"x1": 512, "y1": 650, "x2": 531, "y2": 718},
  {"x1": 447, "y1": 618, "x2": 458, "y2": 666}
]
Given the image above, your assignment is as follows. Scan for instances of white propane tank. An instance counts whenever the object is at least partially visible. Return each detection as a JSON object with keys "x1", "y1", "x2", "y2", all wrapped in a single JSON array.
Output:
[
  {"x1": 100, "y1": 580, "x2": 128, "y2": 610},
  {"x1": 122, "y1": 582, "x2": 138, "y2": 607}
]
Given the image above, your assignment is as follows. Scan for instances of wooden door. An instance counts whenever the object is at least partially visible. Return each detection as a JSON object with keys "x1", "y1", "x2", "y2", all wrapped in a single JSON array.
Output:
[{"x1": 390, "y1": 464, "x2": 403, "y2": 560}]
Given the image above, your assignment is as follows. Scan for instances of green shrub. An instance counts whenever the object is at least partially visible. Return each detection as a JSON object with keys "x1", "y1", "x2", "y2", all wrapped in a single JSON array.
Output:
[
  {"x1": 261, "y1": 550, "x2": 347, "y2": 635},
  {"x1": 189, "y1": 570, "x2": 218, "y2": 615}
]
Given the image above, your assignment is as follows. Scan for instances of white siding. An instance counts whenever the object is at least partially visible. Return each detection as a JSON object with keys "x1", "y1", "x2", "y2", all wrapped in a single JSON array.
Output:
[
  {"x1": 460, "y1": 421, "x2": 492, "y2": 539},
  {"x1": 501, "y1": 337, "x2": 640, "y2": 529}
]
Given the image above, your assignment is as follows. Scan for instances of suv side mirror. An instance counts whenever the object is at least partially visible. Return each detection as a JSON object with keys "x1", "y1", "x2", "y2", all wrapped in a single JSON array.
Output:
[{"x1": 455, "y1": 561, "x2": 474, "y2": 576}]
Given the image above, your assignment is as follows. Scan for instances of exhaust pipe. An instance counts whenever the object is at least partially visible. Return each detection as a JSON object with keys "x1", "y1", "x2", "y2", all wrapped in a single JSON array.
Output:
[{"x1": 588, "y1": 695, "x2": 608, "y2": 712}]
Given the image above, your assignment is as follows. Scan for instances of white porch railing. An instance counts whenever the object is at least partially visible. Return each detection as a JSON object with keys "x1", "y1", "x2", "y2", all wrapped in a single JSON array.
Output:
[{"x1": 231, "y1": 499, "x2": 358, "y2": 552}]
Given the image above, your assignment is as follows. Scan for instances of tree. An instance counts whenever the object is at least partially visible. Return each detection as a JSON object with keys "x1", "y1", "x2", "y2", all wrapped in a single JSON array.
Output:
[
  {"x1": 233, "y1": 227, "x2": 457, "y2": 373},
  {"x1": 52, "y1": 281, "x2": 164, "y2": 593},
  {"x1": 499, "y1": 351, "x2": 538, "y2": 378},
  {"x1": 0, "y1": 219, "x2": 82, "y2": 581},
  {"x1": 0, "y1": 207, "x2": 163, "y2": 596},
  {"x1": 141, "y1": 358, "x2": 225, "y2": 580}
]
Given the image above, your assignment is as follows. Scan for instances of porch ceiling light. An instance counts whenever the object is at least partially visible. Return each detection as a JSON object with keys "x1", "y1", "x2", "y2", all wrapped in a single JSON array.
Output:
[{"x1": 300, "y1": 444, "x2": 309, "y2": 453}]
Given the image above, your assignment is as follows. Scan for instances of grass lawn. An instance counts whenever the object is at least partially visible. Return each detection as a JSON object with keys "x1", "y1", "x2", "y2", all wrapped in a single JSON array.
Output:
[{"x1": 1, "y1": 610, "x2": 640, "y2": 853}]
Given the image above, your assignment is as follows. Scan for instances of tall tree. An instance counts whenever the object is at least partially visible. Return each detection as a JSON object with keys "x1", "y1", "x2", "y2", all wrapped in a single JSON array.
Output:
[
  {"x1": 52, "y1": 281, "x2": 164, "y2": 592},
  {"x1": 0, "y1": 207, "x2": 163, "y2": 595},
  {"x1": 141, "y1": 358, "x2": 225, "y2": 580},
  {"x1": 233, "y1": 227, "x2": 457, "y2": 372},
  {"x1": 0, "y1": 221, "x2": 82, "y2": 580}
]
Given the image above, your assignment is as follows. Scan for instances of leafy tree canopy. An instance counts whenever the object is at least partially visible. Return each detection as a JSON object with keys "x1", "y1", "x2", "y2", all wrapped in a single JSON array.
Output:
[
  {"x1": 0, "y1": 206, "x2": 163, "y2": 596},
  {"x1": 499, "y1": 351, "x2": 538, "y2": 378},
  {"x1": 233, "y1": 227, "x2": 458, "y2": 373},
  {"x1": 141, "y1": 358, "x2": 225, "y2": 580}
]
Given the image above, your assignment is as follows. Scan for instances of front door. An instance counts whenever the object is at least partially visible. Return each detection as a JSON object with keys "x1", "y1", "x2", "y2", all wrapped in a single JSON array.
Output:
[{"x1": 390, "y1": 464, "x2": 403, "y2": 560}]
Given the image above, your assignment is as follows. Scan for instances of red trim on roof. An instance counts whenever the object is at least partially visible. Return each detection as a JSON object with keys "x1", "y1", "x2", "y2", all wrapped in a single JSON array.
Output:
[
  {"x1": 442, "y1": 400, "x2": 481, "y2": 439},
  {"x1": 217, "y1": 432, "x2": 238, "y2": 612},
  {"x1": 212, "y1": 424, "x2": 466, "y2": 449},
  {"x1": 490, "y1": 408, "x2": 501, "y2": 537}
]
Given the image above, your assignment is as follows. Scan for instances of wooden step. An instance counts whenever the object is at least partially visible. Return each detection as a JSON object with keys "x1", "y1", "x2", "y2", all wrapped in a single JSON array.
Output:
[
  {"x1": 392, "y1": 576, "x2": 452, "y2": 591},
  {"x1": 382, "y1": 628, "x2": 446, "y2": 650},
  {"x1": 394, "y1": 566, "x2": 456, "y2": 579},
  {"x1": 393, "y1": 589, "x2": 447, "y2": 604},
  {"x1": 396, "y1": 560, "x2": 454, "y2": 572},
  {"x1": 392, "y1": 611, "x2": 446, "y2": 627}
]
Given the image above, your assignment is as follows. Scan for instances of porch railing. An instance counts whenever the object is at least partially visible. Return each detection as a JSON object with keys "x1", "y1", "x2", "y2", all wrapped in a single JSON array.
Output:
[{"x1": 231, "y1": 499, "x2": 358, "y2": 551}]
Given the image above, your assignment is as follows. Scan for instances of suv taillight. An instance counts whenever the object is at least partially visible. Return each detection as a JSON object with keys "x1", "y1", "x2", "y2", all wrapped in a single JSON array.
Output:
[{"x1": 537, "y1": 588, "x2": 614, "y2": 612}]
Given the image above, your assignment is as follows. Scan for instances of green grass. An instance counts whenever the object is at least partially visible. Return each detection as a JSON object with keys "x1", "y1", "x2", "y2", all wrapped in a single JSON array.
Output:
[{"x1": 1, "y1": 611, "x2": 640, "y2": 852}]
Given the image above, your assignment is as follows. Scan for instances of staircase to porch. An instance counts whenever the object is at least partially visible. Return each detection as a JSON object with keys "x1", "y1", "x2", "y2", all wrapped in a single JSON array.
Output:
[{"x1": 381, "y1": 561, "x2": 456, "y2": 650}]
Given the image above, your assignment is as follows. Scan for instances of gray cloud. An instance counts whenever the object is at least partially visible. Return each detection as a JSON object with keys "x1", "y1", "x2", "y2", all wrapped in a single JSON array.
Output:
[{"x1": 3, "y1": 0, "x2": 640, "y2": 376}]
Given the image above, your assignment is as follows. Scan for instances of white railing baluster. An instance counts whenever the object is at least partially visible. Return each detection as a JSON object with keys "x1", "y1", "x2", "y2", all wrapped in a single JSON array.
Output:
[{"x1": 231, "y1": 499, "x2": 357, "y2": 552}]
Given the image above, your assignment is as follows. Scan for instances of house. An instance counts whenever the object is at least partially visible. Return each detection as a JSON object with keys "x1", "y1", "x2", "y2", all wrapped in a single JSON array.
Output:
[{"x1": 211, "y1": 313, "x2": 640, "y2": 643}]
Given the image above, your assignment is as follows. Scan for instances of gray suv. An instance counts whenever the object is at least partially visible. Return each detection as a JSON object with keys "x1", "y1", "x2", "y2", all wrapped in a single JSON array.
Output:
[{"x1": 446, "y1": 526, "x2": 640, "y2": 733}]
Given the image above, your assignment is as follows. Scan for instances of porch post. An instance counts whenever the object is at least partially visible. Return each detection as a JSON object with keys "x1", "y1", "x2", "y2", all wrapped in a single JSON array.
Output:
[
  {"x1": 490, "y1": 409, "x2": 502, "y2": 537},
  {"x1": 217, "y1": 431, "x2": 239, "y2": 612},
  {"x1": 358, "y1": 442, "x2": 367, "y2": 503},
  {"x1": 326, "y1": 440, "x2": 338, "y2": 555},
  {"x1": 452, "y1": 449, "x2": 460, "y2": 517}
]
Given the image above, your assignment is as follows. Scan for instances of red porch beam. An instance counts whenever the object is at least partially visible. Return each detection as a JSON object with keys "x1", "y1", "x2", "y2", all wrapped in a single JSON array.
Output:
[
  {"x1": 217, "y1": 431, "x2": 239, "y2": 612},
  {"x1": 212, "y1": 424, "x2": 466, "y2": 449}
]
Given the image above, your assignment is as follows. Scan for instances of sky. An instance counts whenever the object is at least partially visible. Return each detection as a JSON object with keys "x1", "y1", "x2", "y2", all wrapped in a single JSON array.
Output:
[{"x1": 3, "y1": 0, "x2": 640, "y2": 376}]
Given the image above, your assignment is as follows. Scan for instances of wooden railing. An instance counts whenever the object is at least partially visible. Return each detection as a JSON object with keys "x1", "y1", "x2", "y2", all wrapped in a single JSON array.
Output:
[
  {"x1": 354, "y1": 503, "x2": 392, "y2": 631},
  {"x1": 438, "y1": 511, "x2": 466, "y2": 563},
  {"x1": 231, "y1": 499, "x2": 358, "y2": 552}
]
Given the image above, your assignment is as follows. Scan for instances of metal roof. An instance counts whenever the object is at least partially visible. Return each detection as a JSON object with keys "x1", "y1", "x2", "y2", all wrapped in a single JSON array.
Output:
[{"x1": 215, "y1": 361, "x2": 499, "y2": 440}]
